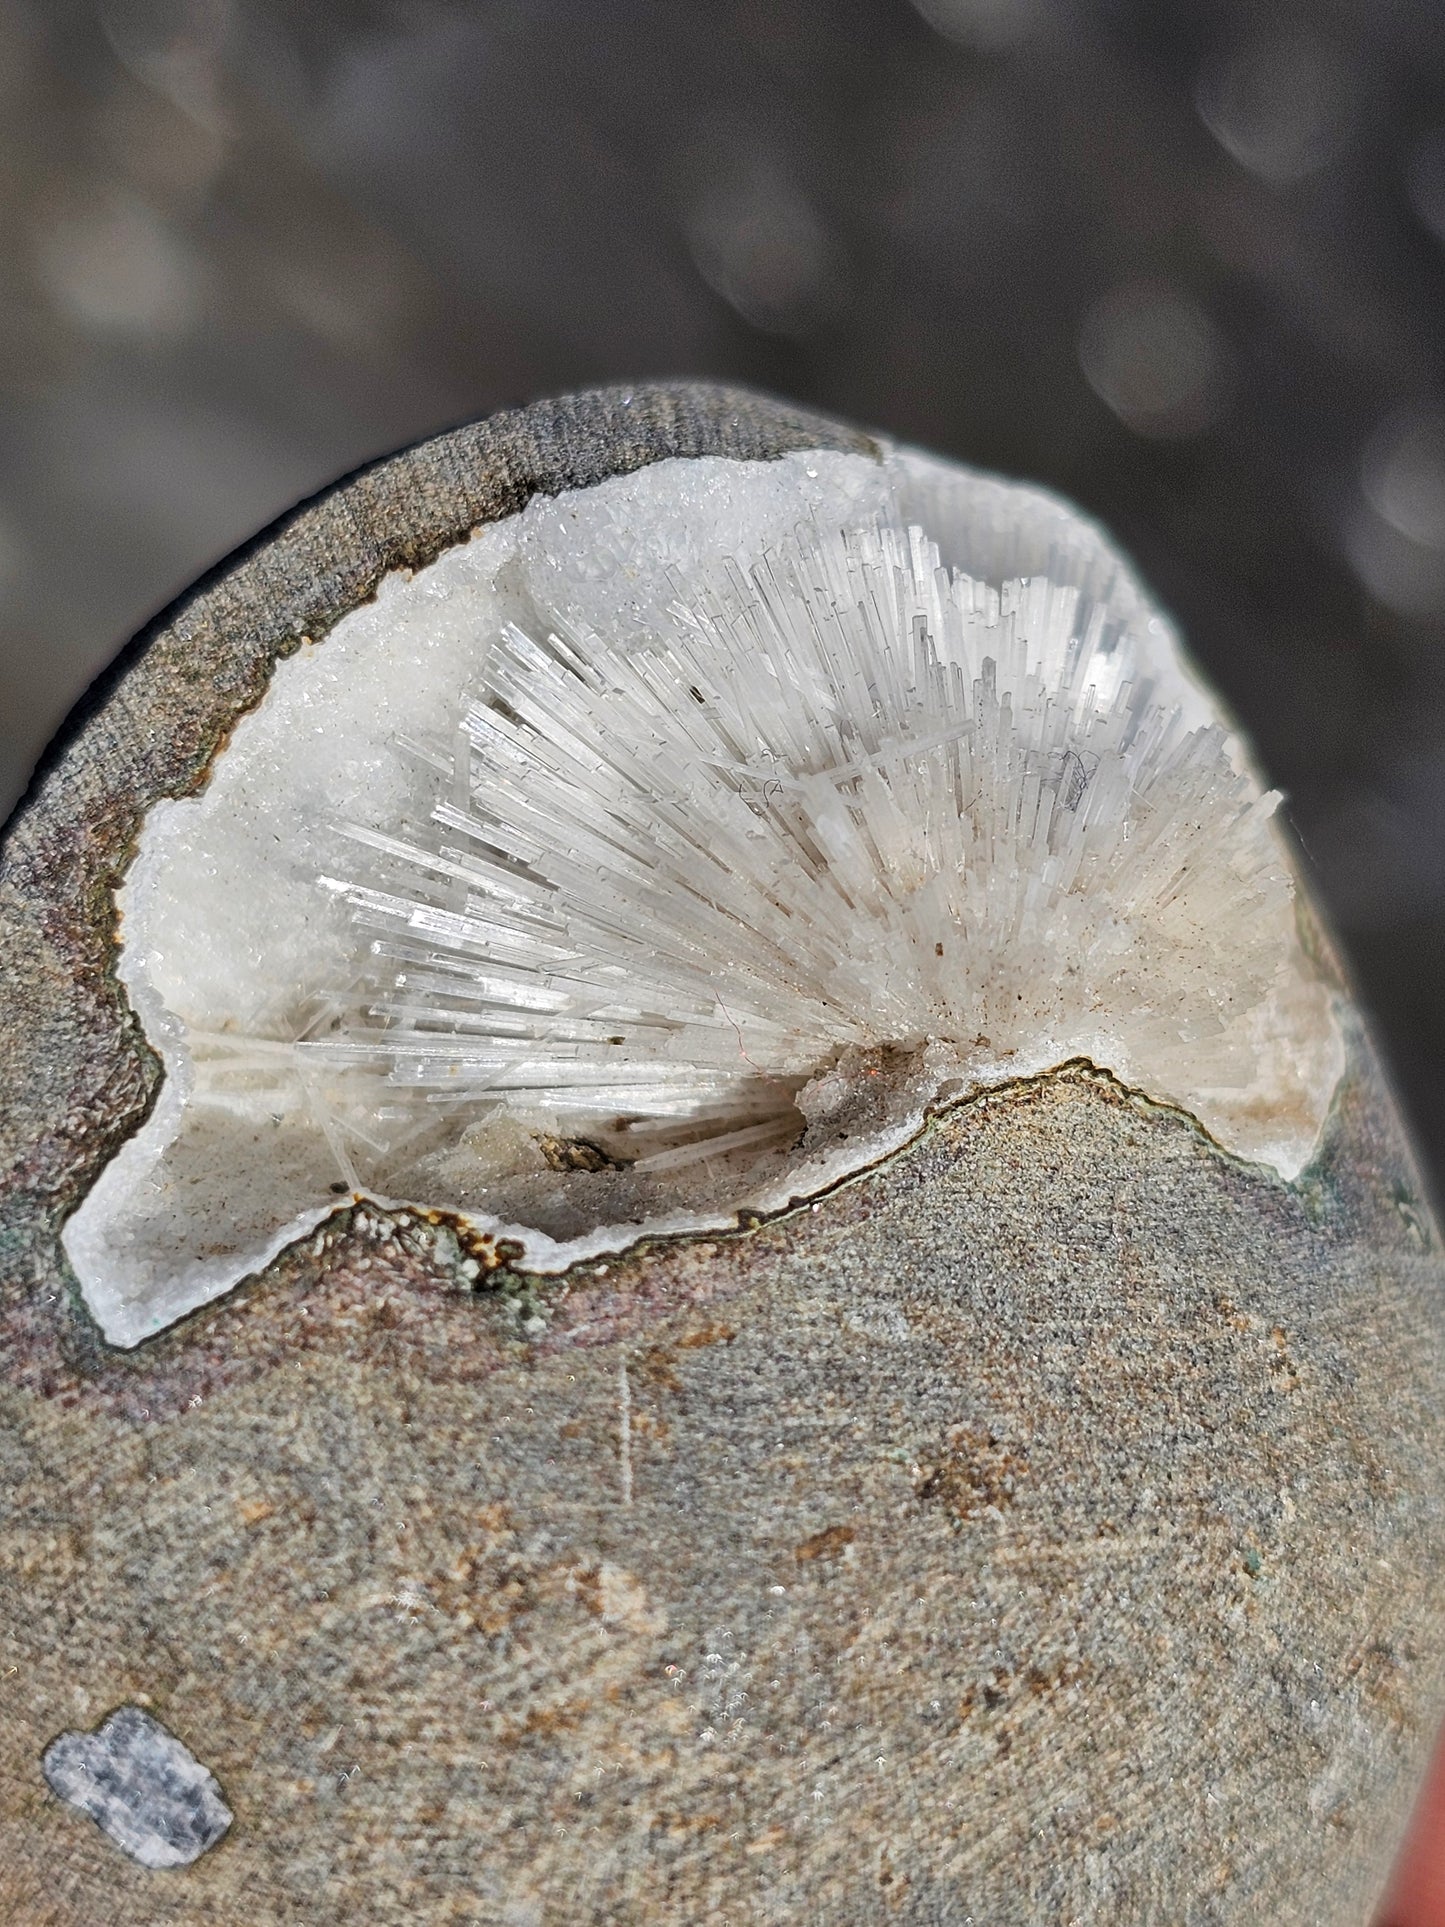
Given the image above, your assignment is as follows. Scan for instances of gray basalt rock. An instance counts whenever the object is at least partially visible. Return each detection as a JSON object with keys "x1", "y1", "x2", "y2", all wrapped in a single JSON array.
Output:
[{"x1": 0, "y1": 382, "x2": 1441, "y2": 1924}]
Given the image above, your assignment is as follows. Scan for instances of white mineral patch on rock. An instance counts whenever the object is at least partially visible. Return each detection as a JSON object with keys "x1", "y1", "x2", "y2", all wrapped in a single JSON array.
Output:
[
  {"x1": 62, "y1": 446, "x2": 1344, "y2": 1346},
  {"x1": 42, "y1": 1705, "x2": 233, "y2": 1869}
]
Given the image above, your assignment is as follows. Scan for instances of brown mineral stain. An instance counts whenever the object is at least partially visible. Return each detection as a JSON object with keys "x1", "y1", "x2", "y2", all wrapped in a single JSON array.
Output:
[
  {"x1": 675, "y1": 1321, "x2": 737, "y2": 1350},
  {"x1": 1269, "y1": 1325, "x2": 1301, "y2": 1392},
  {"x1": 653, "y1": 1810, "x2": 722, "y2": 1838},
  {"x1": 958, "y1": 1656, "x2": 1083, "y2": 1721},
  {"x1": 537, "y1": 1135, "x2": 620, "y2": 1173},
  {"x1": 913, "y1": 1426, "x2": 1029, "y2": 1520},
  {"x1": 568, "y1": 1561, "x2": 667, "y2": 1633},
  {"x1": 1214, "y1": 1292, "x2": 1254, "y2": 1332},
  {"x1": 876, "y1": 1843, "x2": 911, "y2": 1907},
  {"x1": 746, "y1": 1825, "x2": 789, "y2": 1856},
  {"x1": 634, "y1": 1324, "x2": 734, "y2": 1394},
  {"x1": 794, "y1": 1524, "x2": 856, "y2": 1562},
  {"x1": 505, "y1": 1698, "x2": 590, "y2": 1743},
  {"x1": 635, "y1": 1346, "x2": 682, "y2": 1394}
]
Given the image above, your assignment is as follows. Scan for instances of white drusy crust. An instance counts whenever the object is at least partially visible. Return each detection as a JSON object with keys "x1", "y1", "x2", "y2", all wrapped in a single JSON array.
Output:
[{"x1": 63, "y1": 448, "x2": 1343, "y2": 1346}]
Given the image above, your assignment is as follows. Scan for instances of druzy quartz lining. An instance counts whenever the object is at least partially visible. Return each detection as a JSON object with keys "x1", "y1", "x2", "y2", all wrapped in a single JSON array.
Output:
[{"x1": 61, "y1": 448, "x2": 1343, "y2": 1345}]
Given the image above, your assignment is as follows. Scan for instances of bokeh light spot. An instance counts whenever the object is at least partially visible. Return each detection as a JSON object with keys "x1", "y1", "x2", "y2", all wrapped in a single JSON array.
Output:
[
  {"x1": 1196, "y1": 25, "x2": 1353, "y2": 185},
  {"x1": 1078, "y1": 281, "x2": 1226, "y2": 439}
]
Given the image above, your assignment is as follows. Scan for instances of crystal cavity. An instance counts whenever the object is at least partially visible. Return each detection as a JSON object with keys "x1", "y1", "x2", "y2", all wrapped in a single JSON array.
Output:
[{"x1": 60, "y1": 446, "x2": 1344, "y2": 1346}]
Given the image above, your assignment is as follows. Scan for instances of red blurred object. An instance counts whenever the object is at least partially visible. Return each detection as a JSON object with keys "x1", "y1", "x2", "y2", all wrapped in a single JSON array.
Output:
[{"x1": 1378, "y1": 1721, "x2": 1445, "y2": 1926}]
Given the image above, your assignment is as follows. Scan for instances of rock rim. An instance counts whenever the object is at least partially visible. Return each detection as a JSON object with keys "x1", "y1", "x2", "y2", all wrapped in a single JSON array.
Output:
[{"x1": 0, "y1": 382, "x2": 1441, "y2": 1924}]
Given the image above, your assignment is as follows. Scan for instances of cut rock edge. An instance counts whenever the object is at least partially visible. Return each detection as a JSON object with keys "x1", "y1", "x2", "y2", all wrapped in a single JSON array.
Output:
[{"x1": 87, "y1": 1041, "x2": 1343, "y2": 1353}]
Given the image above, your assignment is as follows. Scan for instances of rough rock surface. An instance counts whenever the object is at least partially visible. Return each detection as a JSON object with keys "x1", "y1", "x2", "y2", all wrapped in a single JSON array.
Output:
[
  {"x1": 2, "y1": 1054, "x2": 1441, "y2": 1921},
  {"x1": 1, "y1": 384, "x2": 1442, "y2": 1923},
  {"x1": 41, "y1": 1705, "x2": 233, "y2": 1869}
]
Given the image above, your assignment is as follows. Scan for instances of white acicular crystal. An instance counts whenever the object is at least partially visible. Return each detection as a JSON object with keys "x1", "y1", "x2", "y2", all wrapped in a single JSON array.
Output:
[{"x1": 63, "y1": 447, "x2": 1344, "y2": 1346}]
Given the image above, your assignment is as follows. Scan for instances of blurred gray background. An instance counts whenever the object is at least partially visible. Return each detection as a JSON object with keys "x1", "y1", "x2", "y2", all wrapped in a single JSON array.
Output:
[{"x1": 5, "y1": 0, "x2": 1445, "y2": 1181}]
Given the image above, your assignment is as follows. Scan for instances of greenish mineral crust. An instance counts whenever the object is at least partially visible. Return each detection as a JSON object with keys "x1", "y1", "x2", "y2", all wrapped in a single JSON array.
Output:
[{"x1": 0, "y1": 383, "x2": 1442, "y2": 1923}]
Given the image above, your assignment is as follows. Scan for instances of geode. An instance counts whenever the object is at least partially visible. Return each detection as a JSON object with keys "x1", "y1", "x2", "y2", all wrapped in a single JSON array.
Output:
[{"x1": 0, "y1": 382, "x2": 1441, "y2": 1924}]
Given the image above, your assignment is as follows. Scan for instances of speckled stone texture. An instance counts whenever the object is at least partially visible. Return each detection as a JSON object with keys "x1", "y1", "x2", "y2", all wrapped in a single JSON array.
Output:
[{"x1": 2, "y1": 384, "x2": 1444, "y2": 1923}]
